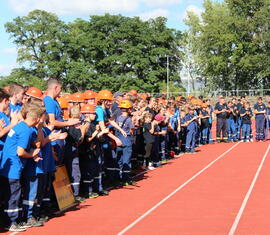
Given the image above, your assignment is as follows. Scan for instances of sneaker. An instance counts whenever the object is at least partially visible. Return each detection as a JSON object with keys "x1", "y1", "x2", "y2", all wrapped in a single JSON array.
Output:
[
  {"x1": 148, "y1": 165, "x2": 155, "y2": 170},
  {"x1": 75, "y1": 196, "x2": 85, "y2": 203},
  {"x1": 7, "y1": 224, "x2": 26, "y2": 232},
  {"x1": 88, "y1": 192, "x2": 99, "y2": 199},
  {"x1": 98, "y1": 190, "x2": 109, "y2": 196},
  {"x1": 22, "y1": 218, "x2": 43, "y2": 228},
  {"x1": 122, "y1": 180, "x2": 136, "y2": 186},
  {"x1": 38, "y1": 215, "x2": 49, "y2": 223}
]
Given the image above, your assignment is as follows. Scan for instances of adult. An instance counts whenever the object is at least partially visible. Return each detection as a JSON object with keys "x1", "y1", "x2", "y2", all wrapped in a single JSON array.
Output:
[
  {"x1": 214, "y1": 96, "x2": 229, "y2": 143},
  {"x1": 253, "y1": 97, "x2": 266, "y2": 141}
]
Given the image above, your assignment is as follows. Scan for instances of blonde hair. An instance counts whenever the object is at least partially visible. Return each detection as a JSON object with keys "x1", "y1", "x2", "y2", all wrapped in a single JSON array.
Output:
[
  {"x1": 21, "y1": 102, "x2": 45, "y2": 120},
  {"x1": 70, "y1": 105, "x2": 80, "y2": 119}
]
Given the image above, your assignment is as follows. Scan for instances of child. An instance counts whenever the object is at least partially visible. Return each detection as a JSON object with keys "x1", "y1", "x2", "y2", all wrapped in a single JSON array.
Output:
[
  {"x1": 0, "y1": 103, "x2": 44, "y2": 232},
  {"x1": 240, "y1": 102, "x2": 253, "y2": 142},
  {"x1": 142, "y1": 113, "x2": 155, "y2": 169},
  {"x1": 64, "y1": 106, "x2": 89, "y2": 202},
  {"x1": 200, "y1": 104, "x2": 211, "y2": 145},
  {"x1": 8, "y1": 84, "x2": 25, "y2": 112},
  {"x1": 182, "y1": 106, "x2": 198, "y2": 153},
  {"x1": 115, "y1": 100, "x2": 135, "y2": 185}
]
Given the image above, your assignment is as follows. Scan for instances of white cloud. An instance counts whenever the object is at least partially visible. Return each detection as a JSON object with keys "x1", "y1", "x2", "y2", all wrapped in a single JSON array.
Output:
[
  {"x1": 183, "y1": 5, "x2": 203, "y2": 19},
  {"x1": 8, "y1": 0, "x2": 141, "y2": 15},
  {"x1": 139, "y1": 9, "x2": 169, "y2": 21},
  {"x1": 0, "y1": 63, "x2": 16, "y2": 76},
  {"x1": 1, "y1": 47, "x2": 17, "y2": 55},
  {"x1": 141, "y1": 0, "x2": 181, "y2": 7},
  {"x1": 8, "y1": 0, "x2": 182, "y2": 16}
]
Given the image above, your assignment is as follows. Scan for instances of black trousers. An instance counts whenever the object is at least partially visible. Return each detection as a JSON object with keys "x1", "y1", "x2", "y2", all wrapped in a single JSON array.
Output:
[{"x1": 216, "y1": 118, "x2": 228, "y2": 139}]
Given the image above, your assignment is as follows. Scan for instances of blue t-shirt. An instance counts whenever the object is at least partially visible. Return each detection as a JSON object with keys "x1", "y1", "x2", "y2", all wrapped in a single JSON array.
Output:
[
  {"x1": 43, "y1": 96, "x2": 63, "y2": 122},
  {"x1": 42, "y1": 127, "x2": 56, "y2": 172},
  {"x1": 0, "y1": 112, "x2": 10, "y2": 152},
  {"x1": 95, "y1": 106, "x2": 110, "y2": 123},
  {"x1": 0, "y1": 121, "x2": 32, "y2": 179},
  {"x1": 116, "y1": 115, "x2": 134, "y2": 136},
  {"x1": 184, "y1": 114, "x2": 196, "y2": 131},
  {"x1": 23, "y1": 127, "x2": 39, "y2": 177},
  {"x1": 9, "y1": 103, "x2": 22, "y2": 113},
  {"x1": 254, "y1": 103, "x2": 266, "y2": 117}
]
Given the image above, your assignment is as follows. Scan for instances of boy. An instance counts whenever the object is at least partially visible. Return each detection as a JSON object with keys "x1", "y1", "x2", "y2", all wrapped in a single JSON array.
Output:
[
  {"x1": 8, "y1": 84, "x2": 25, "y2": 112},
  {"x1": 240, "y1": 102, "x2": 253, "y2": 142},
  {"x1": 183, "y1": 106, "x2": 198, "y2": 153},
  {"x1": 0, "y1": 103, "x2": 44, "y2": 232},
  {"x1": 115, "y1": 100, "x2": 135, "y2": 185}
]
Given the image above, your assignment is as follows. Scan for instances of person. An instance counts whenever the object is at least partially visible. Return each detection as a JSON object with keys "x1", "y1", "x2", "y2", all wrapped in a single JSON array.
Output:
[
  {"x1": 182, "y1": 106, "x2": 198, "y2": 153},
  {"x1": 142, "y1": 113, "x2": 155, "y2": 169},
  {"x1": 227, "y1": 101, "x2": 237, "y2": 142},
  {"x1": 115, "y1": 100, "x2": 135, "y2": 185},
  {"x1": 253, "y1": 97, "x2": 266, "y2": 141},
  {"x1": 43, "y1": 78, "x2": 79, "y2": 164},
  {"x1": 0, "y1": 103, "x2": 44, "y2": 232},
  {"x1": 95, "y1": 89, "x2": 124, "y2": 194},
  {"x1": 240, "y1": 102, "x2": 253, "y2": 142},
  {"x1": 200, "y1": 103, "x2": 211, "y2": 145},
  {"x1": 64, "y1": 106, "x2": 89, "y2": 202},
  {"x1": 214, "y1": 97, "x2": 229, "y2": 143},
  {"x1": 8, "y1": 84, "x2": 25, "y2": 112},
  {"x1": 111, "y1": 91, "x2": 124, "y2": 119}
]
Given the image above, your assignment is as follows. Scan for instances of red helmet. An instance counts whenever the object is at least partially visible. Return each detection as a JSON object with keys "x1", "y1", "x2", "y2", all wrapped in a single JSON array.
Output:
[
  {"x1": 26, "y1": 87, "x2": 43, "y2": 99},
  {"x1": 81, "y1": 104, "x2": 96, "y2": 113}
]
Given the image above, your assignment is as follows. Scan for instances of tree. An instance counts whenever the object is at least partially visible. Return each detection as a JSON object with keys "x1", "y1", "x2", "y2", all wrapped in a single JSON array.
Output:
[
  {"x1": 5, "y1": 11, "x2": 184, "y2": 92},
  {"x1": 184, "y1": 0, "x2": 270, "y2": 90}
]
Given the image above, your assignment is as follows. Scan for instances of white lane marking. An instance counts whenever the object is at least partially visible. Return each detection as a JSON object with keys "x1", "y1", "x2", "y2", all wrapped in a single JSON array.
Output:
[
  {"x1": 228, "y1": 144, "x2": 270, "y2": 235},
  {"x1": 118, "y1": 142, "x2": 240, "y2": 235}
]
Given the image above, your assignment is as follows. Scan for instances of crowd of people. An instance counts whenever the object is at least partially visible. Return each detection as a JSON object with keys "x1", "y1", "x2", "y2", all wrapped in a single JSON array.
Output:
[{"x1": 0, "y1": 78, "x2": 269, "y2": 232}]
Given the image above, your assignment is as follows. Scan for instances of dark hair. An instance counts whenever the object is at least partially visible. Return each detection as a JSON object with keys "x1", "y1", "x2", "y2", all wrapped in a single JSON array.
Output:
[{"x1": 0, "y1": 88, "x2": 10, "y2": 102}]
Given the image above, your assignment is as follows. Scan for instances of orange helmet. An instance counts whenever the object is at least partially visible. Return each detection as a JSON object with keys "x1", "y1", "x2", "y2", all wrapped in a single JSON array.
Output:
[
  {"x1": 139, "y1": 93, "x2": 148, "y2": 100},
  {"x1": 202, "y1": 103, "x2": 208, "y2": 108},
  {"x1": 197, "y1": 100, "x2": 203, "y2": 106},
  {"x1": 129, "y1": 89, "x2": 138, "y2": 96},
  {"x1": 63, "y1": 109, "x2": 70, "y2": 120},
  {"x1": 26, "y1": 87, "x2": 43, "y2": 99},
  {"x1": 57, "y1": 97, "x2": 68, "y2": 109},
  {"x1": 119, "y1": 100, "x2": 132, "y2": 109},
  {"x1": 84, "y1": 90, "x2": 97, "y2": 100},
  {"x1": 176, "y1": 96, "x2": 182, "y2": 102},
  {"x1": 191, "y1": 98, "x2": 198, "y2": 105},
  {"x1": 97, "y1": 90, "x2": 113, "y2": 101},
  {"x1": 71, "y1": 92, "x2": 85, "y2": 102},
  {"x1": 62, "y1": 93, "x2": 72, "y2": 100},
  {"x1": 81, "y1": 104, "x2": 96, "y2": 113}
]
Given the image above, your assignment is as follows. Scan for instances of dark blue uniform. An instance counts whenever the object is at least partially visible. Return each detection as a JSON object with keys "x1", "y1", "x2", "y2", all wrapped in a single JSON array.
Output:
[{"x1": 254, "y1": 102, "x2": 266, "y2": 140}]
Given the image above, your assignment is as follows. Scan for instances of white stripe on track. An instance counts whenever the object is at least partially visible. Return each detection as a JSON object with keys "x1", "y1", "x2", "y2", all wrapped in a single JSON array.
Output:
[
  {"x1": 118, "y1": 142, "x2": 240, "y2": 235},
  {"x1": 228, "y1": 144, "x2": 270, "y2": 235}
]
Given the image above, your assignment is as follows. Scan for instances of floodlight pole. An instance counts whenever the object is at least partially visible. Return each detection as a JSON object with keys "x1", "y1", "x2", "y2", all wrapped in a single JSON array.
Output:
[{"x1": 167, "y1": 55, "x2": 169, "y2": 99}]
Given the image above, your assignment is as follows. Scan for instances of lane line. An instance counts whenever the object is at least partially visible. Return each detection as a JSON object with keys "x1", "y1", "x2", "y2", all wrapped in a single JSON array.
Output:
[
  {"x1": 228, "y1": 144, "x2": 270, "y2": 235},
  {"x1": 118, "y1": 142, "x2": 240, "y2": 235}
]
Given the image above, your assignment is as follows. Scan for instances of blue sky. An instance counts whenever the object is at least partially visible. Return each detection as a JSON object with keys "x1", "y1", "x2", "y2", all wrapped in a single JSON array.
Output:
[{"x1": 0, "y1": 0, "x2": 205, "y2": 76}]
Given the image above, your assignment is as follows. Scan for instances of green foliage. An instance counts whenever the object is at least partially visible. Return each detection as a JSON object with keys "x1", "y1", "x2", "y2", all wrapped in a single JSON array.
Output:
[
  {"x1": 184, "y1": 0, "x2": 270, "y2": 90},
  {"x1": 5, "y1": 10, "x2": 183, "y2": 92}
]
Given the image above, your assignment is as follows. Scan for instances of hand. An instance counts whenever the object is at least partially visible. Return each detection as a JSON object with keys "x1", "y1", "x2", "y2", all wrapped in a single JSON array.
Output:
[
  {"x1": 31, "y1": 148, "x2": 40, "y2": 157},
  {"x1": 49, "y1": 130, "x2": 67, "y2": 142},
  {"x1": 120, "y1": 129, "x2": 127, "y2": 137},
  {"x1": 10, "y1": 111, "x2": 20, "y2": 126},
  {"x1": 103, "y1": 128, "x2": 109, "y2": 134},
  {"x1": 0, "y1": 119, "x2": 5, "y2": 128},
  {"x1": 115, "y1": 138, "x2": 122, "y2": 146},
  {"x1": 68, "y1": 118, "x2": 80, "y2": 126},
  {"x1": 33, "y1": 155, "x2": 43, "y2": 162}
]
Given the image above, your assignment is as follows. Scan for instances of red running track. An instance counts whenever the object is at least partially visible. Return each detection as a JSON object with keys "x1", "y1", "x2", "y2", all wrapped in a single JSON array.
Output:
[{"x1": 6, "y1": 141, "x2": 270, "y2": 235}]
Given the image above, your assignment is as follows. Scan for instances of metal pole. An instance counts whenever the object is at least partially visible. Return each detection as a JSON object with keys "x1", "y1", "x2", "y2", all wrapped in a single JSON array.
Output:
[{"x1": 167, "y1": 55, "x2": 169, "y2": 99}]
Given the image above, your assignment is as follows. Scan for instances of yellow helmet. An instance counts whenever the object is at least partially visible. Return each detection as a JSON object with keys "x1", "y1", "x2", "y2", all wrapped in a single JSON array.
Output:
[{"x1": 119, "y1": 99, "x2": 132, "y2": 109}]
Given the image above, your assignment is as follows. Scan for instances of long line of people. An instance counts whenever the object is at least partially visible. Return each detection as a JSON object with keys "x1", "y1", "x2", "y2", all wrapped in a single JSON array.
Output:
[{"x1": 0, "y1": 79, "x2": 269, "y2": 232}]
